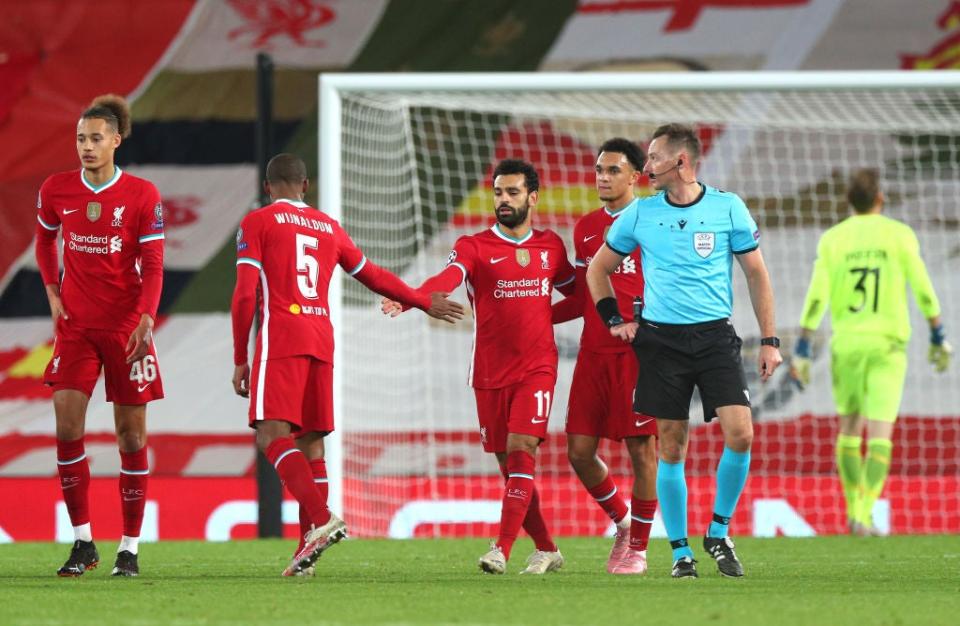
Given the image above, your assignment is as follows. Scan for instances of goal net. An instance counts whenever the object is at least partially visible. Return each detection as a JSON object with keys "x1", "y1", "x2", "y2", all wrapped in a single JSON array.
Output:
[{"x1": 319, "y1": 72, "x2": 960, "y2": 539}]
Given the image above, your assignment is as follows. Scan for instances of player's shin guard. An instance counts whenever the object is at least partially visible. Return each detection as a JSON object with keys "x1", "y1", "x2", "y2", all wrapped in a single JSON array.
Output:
[
  {"x1": 836, "y1": 434, "x2": 863, "y2": 523},
  {"x1": 587, "y1": 474, "x2": 629, "y2": 525},
  {"x1": 857, "y1": 438, "x2": 893, "y2": 528},
  {"x1": 497, "y1": 450, "x2": 536, "y2": 560},
  {"x1": 119, "y1": 447, "x2": 149, "y2": 544},
  {"x1": 708, "y1": 447, "x2": 751, "y2": 538},
  {"x1": 630, "y1": 497, "x2": 657, "y2": 551},
  {"x1": 298, "y1": 459, "x2": 329, "y2": 552},
  {"x1": 657, "y1": 460, "x2": 693, "y2": 560},
  {"x1": 265, "y1": 438, "x2": 330, "y2": 528},
  {"x1": 57, "y1": 438, "x2": 91, "y2": 540}
]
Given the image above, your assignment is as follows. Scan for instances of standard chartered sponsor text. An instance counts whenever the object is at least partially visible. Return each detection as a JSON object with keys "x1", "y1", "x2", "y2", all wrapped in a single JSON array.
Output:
[
  {"x1": 494, "y1": 277, "x2": 544, "y2": 299},
  {"x1": 68, "y1": 232, "x2": 122, "y2": 255}
]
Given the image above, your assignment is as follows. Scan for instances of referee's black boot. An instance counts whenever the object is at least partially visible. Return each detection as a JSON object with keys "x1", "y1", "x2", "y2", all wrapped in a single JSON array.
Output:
[
  {"x1": 670, "y1": 556, "x2": 698, "y2": 578},
  {"x1": 703, "y1": 536, "x2": 744, "y2": 577}
]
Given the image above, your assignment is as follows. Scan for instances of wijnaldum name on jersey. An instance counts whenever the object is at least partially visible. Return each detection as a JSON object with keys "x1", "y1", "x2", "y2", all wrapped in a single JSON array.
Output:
[{"x1": 273, "y1": 212, "x2": 334, "y2": 234}]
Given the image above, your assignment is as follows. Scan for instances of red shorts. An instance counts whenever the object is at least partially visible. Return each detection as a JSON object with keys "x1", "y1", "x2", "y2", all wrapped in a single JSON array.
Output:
[
  {"x1": 474, "y1": 374, "x2": 556, "y2": 453},
  {"x1": 565, "y1": 350, "x2": 657, "y2": 441},
  {"x1": 44, "y1": 321, "x2": 164, "y2": 404},
  {"x1": 248, "y1": 356, "x2": 333, "y2": 435}
]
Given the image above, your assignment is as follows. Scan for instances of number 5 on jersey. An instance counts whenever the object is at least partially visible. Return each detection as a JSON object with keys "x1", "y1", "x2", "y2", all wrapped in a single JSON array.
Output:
[{"x1": 296, "y1": 233, "x2": 320, "y2": 299}]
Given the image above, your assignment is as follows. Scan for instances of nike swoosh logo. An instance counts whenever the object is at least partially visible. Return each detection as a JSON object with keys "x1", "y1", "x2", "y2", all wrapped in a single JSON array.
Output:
[
  {"x1": 63, "y1": 209, "x2": 78, "y2": 215},
  {"x1": 635, "y1": 418, "x2": 654, "y2": 428},
  {"x1": 61, "y1": 483, "x2": 79, "y2": 490},
  {"x1": 583, "y1": 235, "x2": 598, "y2": 242},
  {"x1": 138, "y1": 383, "x2": 152, "y2": 392},
  {"x1": 531, "y1": 418, "x2": 547, "y2": 424},
  {"x1": 122, "y1": 497, "x2": 142, "y2": 502},
  {"x1": 490, "y1": 257, "x2": 507, "y2": 264}
]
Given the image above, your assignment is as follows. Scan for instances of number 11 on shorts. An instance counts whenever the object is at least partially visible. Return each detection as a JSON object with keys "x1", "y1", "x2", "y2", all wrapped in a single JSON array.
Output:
[{"x1": 533, "y1": 389, "x2": 552, "y2": 423}]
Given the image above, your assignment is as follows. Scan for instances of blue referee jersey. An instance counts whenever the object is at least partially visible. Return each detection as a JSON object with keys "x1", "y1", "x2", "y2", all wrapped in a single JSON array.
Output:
[{"x1": 605, "y1": 183, "x2": 759, "y2": 324}]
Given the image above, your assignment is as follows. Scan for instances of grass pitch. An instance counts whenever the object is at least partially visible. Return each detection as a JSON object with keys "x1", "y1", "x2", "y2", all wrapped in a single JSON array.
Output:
[{"x1": 1, "y1": 536, "x2": 959, "y2": 625}]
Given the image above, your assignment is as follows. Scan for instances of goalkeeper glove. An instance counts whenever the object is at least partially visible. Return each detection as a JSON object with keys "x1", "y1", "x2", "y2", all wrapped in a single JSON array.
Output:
[
  {"x1": 929, "y1": 325, "x2": 952, "y2": 373},
  {"x1": 789, "y1": 336, "x2": 812, "y2": 390}
]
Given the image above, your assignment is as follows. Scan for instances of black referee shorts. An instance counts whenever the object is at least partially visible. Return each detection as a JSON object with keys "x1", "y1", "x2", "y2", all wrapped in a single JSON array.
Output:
[{"x1": 632, "y1": 317, "x2": 750, "y2": 422}]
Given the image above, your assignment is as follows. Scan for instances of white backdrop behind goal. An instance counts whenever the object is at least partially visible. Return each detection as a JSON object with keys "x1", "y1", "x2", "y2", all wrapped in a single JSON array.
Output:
[{"x1": 320, "y1": 73, "x2": 960, "y2": 538}]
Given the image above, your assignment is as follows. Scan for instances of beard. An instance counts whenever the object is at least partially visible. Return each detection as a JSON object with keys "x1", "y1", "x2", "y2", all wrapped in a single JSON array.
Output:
[{"x1": 496, "y1": 202, "x2": 529, "y2": 229}]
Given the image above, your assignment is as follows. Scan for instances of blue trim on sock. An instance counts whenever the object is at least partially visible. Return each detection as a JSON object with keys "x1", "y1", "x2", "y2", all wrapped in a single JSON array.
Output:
[
  {"x1": 657, "y1": 459, "x2": 693, "y2": 560},
  {"x1": 708, "y1": 447, "x2": 751, "y2": 538}
]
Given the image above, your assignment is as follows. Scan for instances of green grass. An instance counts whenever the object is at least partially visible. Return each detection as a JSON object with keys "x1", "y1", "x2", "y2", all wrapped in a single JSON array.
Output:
[{"x1": 1, "y1": 536, "x2": 959, "y2": 625}]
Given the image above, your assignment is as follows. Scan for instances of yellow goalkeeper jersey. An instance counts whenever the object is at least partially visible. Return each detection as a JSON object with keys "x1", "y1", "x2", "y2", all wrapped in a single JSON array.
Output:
[{"x1": 799, "y1": 213, "x2": 940, "y2": 342}]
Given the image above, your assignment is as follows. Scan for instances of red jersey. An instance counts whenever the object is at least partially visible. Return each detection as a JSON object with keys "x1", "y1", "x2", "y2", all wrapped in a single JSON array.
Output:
[
  {"x1": 235, "y1": 199, "x2": 367, "y2": 362},
  {"x1": 428, "y1": 225, "x2": 575, "y2": 389},
  {"x1": 36, "y1": 168, "x2": 165, "y2": 332},
  {"x1": 573, "y1": 204, "x2": 645, "y2": 353}
]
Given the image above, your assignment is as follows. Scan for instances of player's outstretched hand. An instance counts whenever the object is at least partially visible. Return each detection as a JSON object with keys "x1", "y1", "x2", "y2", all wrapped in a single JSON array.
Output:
[
  {"x1": 788, "y1": 355, "x2": 811, "y2": 390},
  {"x1": 125, "y1": 314, "x2": 154, "y2": 364},
  {"x1": 233, "y1": 363, "x2": 250, "y2": 397},
  {"x1": 758, "y1": 345, "x2": 783, "y2": 382},
  {"x1": 381, "y1": 298, "x2": 403, "y2": 317},
  {"x1": 929, "y1": 340, "x2": 952, "y2": 373},
  {"x1": 609, "y1": 321, "x2": 638, "y2": 343},
  {"x1": 426, "y1": 292, "x2": 465, "y2": 324}
]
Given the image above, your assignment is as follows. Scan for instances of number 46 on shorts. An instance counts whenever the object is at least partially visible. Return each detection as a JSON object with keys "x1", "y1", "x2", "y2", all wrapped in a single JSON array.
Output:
[{"x1": 129, "y1": 355, "x2": 158, "y2": 387}]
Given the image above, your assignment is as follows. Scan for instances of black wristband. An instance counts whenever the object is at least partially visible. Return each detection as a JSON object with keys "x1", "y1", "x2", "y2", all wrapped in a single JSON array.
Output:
[
  {"x1": 596, "y1": 297, "x2": 623, "y2": 327},
  {"x1": 760, "y1": 336, "x2": 780, "y2": 348}
]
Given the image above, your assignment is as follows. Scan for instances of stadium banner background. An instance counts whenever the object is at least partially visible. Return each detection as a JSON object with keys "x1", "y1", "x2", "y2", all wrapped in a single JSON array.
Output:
[
  {"x1": 1, "y1": 420, "x2": 957, "y2": 542},
  {"x1": 2, "y1": 0, "x2": 956, "y2": 291},
  {"x1": 0, "y1": 474, "x2": 956, "y2": 542}
]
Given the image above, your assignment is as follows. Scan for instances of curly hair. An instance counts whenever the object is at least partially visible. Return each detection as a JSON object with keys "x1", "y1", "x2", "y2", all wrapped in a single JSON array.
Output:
[{"x1": 82, "y1": 94, "x2": 132, "y2": 138}]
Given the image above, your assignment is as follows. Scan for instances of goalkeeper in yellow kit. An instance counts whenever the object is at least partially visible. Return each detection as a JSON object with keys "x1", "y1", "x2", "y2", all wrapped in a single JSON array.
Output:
[{"x1": 789, "y1": 168, "x2": 952, "y2": 535}]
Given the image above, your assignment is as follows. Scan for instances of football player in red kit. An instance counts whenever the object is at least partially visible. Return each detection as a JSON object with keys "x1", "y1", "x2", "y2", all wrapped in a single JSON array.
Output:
[
  {"x1": 383, "y1": 159, "x2": 575, "y2": 575},
  {"x1": 552, "y1": 138, "x2": 657, "y2": 575},
  {"x1": 232, "y1": 153, "x2": 462, "y2": 576},
  {"x1": 35, "y1": 95, "x2": 164, "y2": 577}
]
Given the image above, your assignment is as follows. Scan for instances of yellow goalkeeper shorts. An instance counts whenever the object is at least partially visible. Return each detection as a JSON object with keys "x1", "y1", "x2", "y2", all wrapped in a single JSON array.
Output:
[{"x1": 830, "y1": 333, "x2": 907, "y2": 423}]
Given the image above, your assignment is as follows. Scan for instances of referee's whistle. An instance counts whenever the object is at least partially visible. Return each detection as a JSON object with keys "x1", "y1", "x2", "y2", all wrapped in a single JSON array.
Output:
[{"x1": 633, "y1": 296, "x2": 643, "y2": 322}]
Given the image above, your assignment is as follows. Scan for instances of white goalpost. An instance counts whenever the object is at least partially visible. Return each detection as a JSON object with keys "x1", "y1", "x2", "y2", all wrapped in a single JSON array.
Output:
[{"x1": 319, "y1": 71, "x2": 960, "y2": 538}]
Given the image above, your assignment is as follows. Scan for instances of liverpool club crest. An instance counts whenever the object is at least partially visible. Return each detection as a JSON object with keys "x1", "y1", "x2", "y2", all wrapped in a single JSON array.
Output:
[
  {"x1": 86, "y1": 202, "x2": 101, "y2": 222},
  {"x1": 516, "y1": 249, "x2": 530, "y2": 267}
]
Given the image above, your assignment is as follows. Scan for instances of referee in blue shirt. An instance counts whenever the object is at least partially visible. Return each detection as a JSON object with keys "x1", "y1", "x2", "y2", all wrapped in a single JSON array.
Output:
[{"x1": 586, "y1": 124, "x2": 783, "y2": 579}]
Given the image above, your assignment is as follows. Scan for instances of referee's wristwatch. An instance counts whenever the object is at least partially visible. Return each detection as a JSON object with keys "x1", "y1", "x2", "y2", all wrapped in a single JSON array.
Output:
[
  {"x1": 760, "y1": 336, "x2": 781, "y2": 348},
  {"x1": 605, "y1": 315, "x2": 625, "y2": 328}
]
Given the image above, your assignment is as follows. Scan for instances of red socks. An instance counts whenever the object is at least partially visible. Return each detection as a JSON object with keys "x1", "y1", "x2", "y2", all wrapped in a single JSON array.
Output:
[
  {"x1": 630, "y1": 497, "x2": 657, "y2": 551},
  {"x1": 496, "y1": 451, "x2": 536, "y2": 559},
  {"x1": 587, "y1": 474, "x2": 629, "y2": 524},
  {"x1": 119, "y1": 447, "x2": 149, "y2": 537},
  {"x1": 298, "y1": 459, "x2": 329, "y2": 550},
  {"x1": 265, "y1": 437, "x2": 330, "y2": 529},
  {"x1": 56, "y1": 438, "x2": 91, "y2": 527},
  {"x1": 522, "y1": 485, "x2": 557, "y2": 553},
  {"x1": 498, "y1": 463, "x2": 556, "y2": 553}
]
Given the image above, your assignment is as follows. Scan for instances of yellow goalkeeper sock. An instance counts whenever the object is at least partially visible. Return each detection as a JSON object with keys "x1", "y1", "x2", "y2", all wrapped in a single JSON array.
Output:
[
  {"x1": 857, "y1": 438, "x2": 893, "y2": 528},
  {"x1": 835, "y1": 434, "x2": 862, "y2": 523}
]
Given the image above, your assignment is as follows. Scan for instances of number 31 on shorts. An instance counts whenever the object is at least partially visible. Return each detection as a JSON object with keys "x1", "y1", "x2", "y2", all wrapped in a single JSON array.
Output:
[{"x1": 129, "y1": 355, "x2": 158, "y2": 384}]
